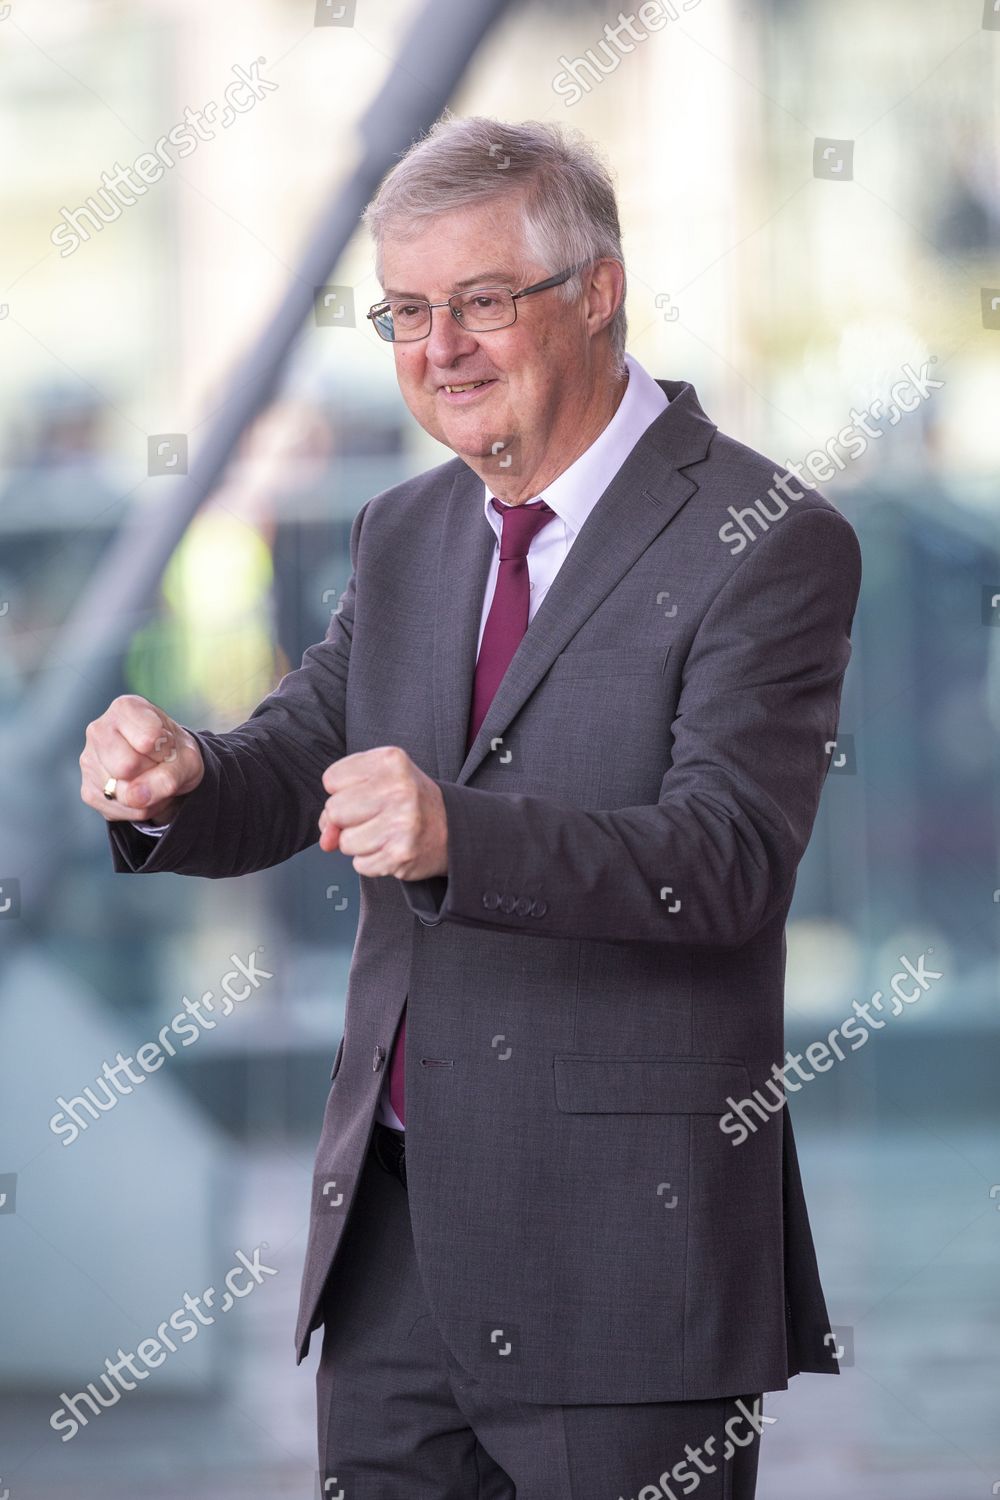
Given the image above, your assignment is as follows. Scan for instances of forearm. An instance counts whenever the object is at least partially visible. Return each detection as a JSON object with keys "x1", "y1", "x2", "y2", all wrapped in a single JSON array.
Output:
[
  {"x1": 107, "y1": 718, "x2": 333, "y2": 878},
  {"x1": 106, "y1": 502, "x2": 368, "y2": 880},
  {"x1": 409, "y1": 777, "x2": 792, "y2": 947}
]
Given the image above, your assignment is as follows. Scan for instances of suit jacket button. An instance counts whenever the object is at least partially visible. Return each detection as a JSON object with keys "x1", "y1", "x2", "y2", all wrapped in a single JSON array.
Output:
[
  {"x1": 530, "y1": 898, "x2": 548, "y2": 917},
  {"x1": 372, "y1": 1044, "x2": 386, "y2": 1072},
  {"x1": 499, "y1": 893, "x2": 516, "y2": 914},
  {"x1": 482, "y1": 891, "x2": 501, "y2": 910},
  {"x1": 514, "y1": 896, "x2": 531, "y2": 917}
]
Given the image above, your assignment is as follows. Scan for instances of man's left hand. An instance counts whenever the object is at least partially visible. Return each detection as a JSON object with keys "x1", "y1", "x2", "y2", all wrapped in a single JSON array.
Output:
[{"x1": 318, "y1": 746, "x2": 448, "y2": 880}]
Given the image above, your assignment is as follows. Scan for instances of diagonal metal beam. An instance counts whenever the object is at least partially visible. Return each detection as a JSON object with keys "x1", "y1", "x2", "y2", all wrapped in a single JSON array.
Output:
[{"x1": 0, "y1": 0, "x2": 513, "y2": 918}]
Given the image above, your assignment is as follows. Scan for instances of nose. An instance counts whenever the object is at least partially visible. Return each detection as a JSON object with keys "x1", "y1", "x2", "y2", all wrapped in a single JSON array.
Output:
[{"x1": 423, "y1": 301, "x2": 480, "y2": 367}]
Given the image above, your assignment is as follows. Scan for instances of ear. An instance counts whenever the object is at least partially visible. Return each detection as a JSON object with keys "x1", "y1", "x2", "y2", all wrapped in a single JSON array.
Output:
[{"x1": 584, "y1": 258, "x2": 625, "y2": 338}]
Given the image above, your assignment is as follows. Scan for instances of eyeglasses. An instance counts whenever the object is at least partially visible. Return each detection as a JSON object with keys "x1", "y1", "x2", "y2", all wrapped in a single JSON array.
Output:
[{"x1": 366, "y1": 262, "x2": 589, "y2": 343}]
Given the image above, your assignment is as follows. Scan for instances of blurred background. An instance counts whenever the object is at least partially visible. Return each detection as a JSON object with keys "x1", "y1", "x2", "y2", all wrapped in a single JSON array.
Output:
[{"x1": 1, "y1": 0, "x2": 999, "y2": 1494}]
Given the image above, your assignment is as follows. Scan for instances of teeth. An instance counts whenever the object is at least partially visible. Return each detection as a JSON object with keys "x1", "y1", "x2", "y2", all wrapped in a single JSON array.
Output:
[{"x1": 445, "y1": 380, "x2": 489, "y2": 392}]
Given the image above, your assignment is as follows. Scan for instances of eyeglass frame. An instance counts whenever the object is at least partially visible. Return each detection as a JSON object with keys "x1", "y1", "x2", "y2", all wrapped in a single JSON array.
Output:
[{"x1": 365, "y1": 260, "x2": 592, "y2": 343}]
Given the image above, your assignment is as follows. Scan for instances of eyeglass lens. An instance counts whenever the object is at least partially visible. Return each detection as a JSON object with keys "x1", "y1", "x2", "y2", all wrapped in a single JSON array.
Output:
[{"x1": 377, "y1": 288, "x2": 515, "y2": 340}]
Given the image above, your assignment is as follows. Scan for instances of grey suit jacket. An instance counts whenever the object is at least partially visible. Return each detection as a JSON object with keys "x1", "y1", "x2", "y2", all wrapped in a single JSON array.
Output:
[{"x1": 108, "y1": 377, "x2": 862, "y2": 1403}]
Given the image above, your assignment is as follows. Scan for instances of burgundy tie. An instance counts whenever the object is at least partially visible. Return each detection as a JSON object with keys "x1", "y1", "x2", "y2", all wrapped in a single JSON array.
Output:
[{"x1": 387, "y1": 497, "x2": 557, "y2": 1125}]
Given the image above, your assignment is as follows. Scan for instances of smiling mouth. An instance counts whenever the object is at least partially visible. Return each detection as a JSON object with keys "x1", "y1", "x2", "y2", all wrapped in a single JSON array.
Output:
[{"x1": 442, "y1": 379, "x2": 495, "y2": 393}]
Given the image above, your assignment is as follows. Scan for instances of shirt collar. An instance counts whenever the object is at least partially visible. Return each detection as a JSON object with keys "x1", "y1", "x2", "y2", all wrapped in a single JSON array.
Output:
[{"x1": 483, "y1": 351, "x2": 670, "y2": 539}]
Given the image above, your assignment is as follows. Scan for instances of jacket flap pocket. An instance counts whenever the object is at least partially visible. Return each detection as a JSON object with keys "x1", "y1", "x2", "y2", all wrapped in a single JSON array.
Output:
[{"x1": 553, "y1": 1055, "x2": 751, "y2": 1114}]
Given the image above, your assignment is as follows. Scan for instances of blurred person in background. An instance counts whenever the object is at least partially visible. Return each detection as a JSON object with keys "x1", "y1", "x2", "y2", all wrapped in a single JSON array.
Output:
[{"x1": 80, "y1": 115, "x2": 861, "y2": 1499}]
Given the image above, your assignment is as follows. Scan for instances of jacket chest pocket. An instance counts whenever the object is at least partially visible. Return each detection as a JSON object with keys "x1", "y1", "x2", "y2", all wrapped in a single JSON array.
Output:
[{"x1": 546, "y1": 644, "x2": 670, "y2": 681}]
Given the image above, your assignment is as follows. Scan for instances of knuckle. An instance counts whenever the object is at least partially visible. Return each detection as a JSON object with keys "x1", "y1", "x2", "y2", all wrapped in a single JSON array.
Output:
[{"x1": 152, "y1": 731, "x2": 177, "y2": 763}]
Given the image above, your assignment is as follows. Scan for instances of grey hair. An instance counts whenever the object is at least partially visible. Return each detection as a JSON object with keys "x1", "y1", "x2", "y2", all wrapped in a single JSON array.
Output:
[{"x1": 361, "y1": 113, "x2": 627, "y2": 374}]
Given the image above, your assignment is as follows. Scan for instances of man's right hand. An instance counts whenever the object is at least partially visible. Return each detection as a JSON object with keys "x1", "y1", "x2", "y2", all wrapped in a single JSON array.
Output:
[{"x1": 80, "y1": 694, "x2": 205, "y2": 825}]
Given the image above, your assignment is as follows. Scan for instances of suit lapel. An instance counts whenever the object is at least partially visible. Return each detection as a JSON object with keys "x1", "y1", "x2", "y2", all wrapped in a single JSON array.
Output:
[{"x1": 430, "y1": 378, "x2": 717, "y2": 787}]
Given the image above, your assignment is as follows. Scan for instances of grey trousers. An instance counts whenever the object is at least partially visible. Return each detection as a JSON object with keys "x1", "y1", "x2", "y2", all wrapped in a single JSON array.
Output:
[{"x1": 315, "y1": 1129, "x2": 763, "y2": 1500}]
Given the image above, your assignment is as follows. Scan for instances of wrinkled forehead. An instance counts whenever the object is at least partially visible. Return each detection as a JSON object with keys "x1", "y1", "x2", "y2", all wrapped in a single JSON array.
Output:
[{"x1": 378, "y1": 199, "x2": 534, "y2": 297}]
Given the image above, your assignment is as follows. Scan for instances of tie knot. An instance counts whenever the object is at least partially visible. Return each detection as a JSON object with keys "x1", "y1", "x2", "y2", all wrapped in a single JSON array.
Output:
[{"x1": 490, "y1": 497, "x2": 557, "y2": 561}]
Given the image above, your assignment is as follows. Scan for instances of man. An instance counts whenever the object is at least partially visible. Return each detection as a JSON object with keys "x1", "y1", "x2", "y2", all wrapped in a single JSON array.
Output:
[{"x1": 81, "y1": 116, "x2": 861, "y2": 1499}]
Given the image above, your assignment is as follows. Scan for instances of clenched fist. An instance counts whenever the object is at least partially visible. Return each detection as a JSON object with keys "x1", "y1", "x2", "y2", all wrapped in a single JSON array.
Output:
[
  {"x1": 318, "y1": 746, "x2": 448, "y2": 881},
  {"x1": 80, "y1": 694, "x2": 205, "y2": 824}
]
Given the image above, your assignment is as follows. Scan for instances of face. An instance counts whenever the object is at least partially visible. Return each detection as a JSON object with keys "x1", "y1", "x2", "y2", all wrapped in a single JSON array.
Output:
[{"x1": 377, "y1": 196, "x2": 622, "y2": 499}]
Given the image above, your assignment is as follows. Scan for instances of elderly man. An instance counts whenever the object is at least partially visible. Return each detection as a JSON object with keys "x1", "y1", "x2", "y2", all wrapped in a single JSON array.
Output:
[{"x1": 82, "y1": 115, "x2": 861, "y2": 1499}]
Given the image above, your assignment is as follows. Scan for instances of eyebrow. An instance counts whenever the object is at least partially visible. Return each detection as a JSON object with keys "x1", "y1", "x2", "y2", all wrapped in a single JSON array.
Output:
[{"x1": 381, "y1": 269, "x2": 520, "y2": 298}]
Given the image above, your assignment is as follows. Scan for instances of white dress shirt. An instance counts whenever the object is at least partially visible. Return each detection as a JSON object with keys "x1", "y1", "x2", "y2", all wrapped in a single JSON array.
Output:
[{"x1": 131, "y1": 352, "x2": 671, "y2": 1132}]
